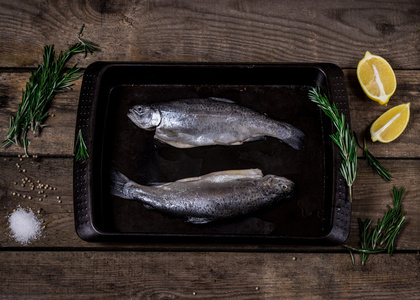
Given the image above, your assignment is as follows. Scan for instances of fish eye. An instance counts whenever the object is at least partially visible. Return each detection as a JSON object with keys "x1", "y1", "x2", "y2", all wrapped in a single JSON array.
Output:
[{"x1": 281, "y1": 184, "x2": 288, "y2": 190}]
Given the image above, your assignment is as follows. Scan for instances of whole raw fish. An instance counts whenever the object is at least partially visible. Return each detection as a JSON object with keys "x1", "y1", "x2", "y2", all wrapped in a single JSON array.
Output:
[
  {"x1": 110, "y1": 169, "x2": 294, "y2": 224},
  {"x1": 127, "y1": 98, "x2": 305, "y2": 150}
]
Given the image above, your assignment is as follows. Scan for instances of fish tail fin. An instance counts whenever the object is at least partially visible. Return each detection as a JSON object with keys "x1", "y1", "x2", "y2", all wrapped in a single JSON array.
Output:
[
  {"x1": 282, "y1": 124, "x2": 306, "y2": 150},
  {"x1": 110, "y1": 170, "x2": 131, "y2": 199}
]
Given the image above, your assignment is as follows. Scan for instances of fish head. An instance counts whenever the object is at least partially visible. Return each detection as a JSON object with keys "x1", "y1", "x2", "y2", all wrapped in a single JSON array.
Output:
[
  {"x1": 264, "y1": 175, "x2": 295, "y2": 198},
  {"x1": 128, "y1": 105, "x2": 161, "y2": 130}
]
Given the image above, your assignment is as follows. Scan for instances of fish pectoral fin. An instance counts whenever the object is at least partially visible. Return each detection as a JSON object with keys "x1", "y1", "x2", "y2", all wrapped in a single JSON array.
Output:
[
  {"x1": 208, "y1": 97, "x2": 236, "y2": 104},
  {"x1": 244, "y1": 136, "x2": 266, "y2": 143},
  {"x1": 226, "y1": 137, "x2": 265, "y2": 146},
  {"x1": 186, "y1": 217, "x2": 213, "y2": 224},
  {"x1": 143, "y1": 204, "x2": 155, "y2": 210},
  {"x1": 155, "y1": 129, "x2": 178, "y2": 138},
  {"x1": 154, "y1": 134, "x2": 195, "y2": 148},
  {"x1": 148, "y1": 182, "x2": 165, "y2": 186},
  {"x1": 215, "y1": 137, "x2": 265, "y2": 146},
  {"x1": 212, "y1": 139, "x2": 241, "y2": 146}
]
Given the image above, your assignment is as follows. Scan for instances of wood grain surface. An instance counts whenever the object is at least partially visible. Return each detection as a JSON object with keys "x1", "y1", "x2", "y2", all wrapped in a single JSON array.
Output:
[
  {"x1": 0, "y1": 252, "x2": 419, "y2": 299},
  {"x1": 1, "y1": 0, "x2": 420, "y2": 299},
  {"x1": 0, "y1": 0, "x2": 419, "y2": 68}
]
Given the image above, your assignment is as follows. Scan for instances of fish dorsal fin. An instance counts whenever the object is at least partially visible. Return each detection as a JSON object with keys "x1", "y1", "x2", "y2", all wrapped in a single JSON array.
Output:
[
  {"x1": 151, "y1": 169, "x2": 263, "y2": 187},
  {"x1": 190, "y1": 169, "x2": 263, "y2": 183},
  {"x1": 150, "y1": 176, "x2": 205, "y2": 186},
  {"x1": 207, "y1": 169, "x2": 263, "y2": 177},
  {"x1": 149, "y1": 169, "x2": 263, "y2": 188},
  {"x1": 208, "y1": 97, "x2": 236, "y2": 104},
  {"x1": 175, "y1": 176, "x2": 203, "y2": 183}
]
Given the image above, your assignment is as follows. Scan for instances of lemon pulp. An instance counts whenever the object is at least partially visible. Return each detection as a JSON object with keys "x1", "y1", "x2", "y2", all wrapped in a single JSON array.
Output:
[
  {"x1": 357, "y1": 51, "x2": 397, "y2": 105},
  {"x1": 370, "y1": 103, "x2": 410, "y2": 143}
]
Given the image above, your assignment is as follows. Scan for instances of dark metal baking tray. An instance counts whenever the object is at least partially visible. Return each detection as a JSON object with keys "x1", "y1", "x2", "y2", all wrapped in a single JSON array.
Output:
[{"x1": 73, "y1": 63, "x2": 351, "y2": 245}]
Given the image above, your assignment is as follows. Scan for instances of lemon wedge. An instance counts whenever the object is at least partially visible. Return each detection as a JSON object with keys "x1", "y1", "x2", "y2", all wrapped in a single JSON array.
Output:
[
  {"x1": 370, "y1": 103, "x2": 410, "y2": 143},
  {"x1": 357, "y1": 51, "x2": 397, "y2": 105}
]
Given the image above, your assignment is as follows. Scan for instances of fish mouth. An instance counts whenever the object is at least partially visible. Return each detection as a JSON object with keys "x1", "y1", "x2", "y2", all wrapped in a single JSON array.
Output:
[
  {"x1": 286, "y1": 181, "x2": 295, "y2": 198},
  {"x1": 128, "y1": 108, "x2": 143, "y2": 119},
  {"x1": 278, "y1": 184, "x2": 294, "y2": 199},
  {"x1": 127, "y1": 109, "x2": 143, "y2": 127},
  {"x1": 285, "y1": 187, "x2": 294, "y2": 199},
  {"x1": 264, "y1": 175, "x2": 295, "y2": 199},
  {"x1": 127, "y1": 107, "x2": 160, "y2": 130}
]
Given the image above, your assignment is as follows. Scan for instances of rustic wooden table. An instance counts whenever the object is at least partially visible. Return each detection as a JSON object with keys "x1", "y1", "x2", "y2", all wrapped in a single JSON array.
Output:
[{"x1": 1, "y1": 1, "x2": 419, "y2": 299}]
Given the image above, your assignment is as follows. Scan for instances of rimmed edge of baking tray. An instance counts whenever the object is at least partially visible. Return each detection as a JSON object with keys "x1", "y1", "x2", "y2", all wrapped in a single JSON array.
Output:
[{"x1": 73, "y1": 62, "x2": 351, "y2": 245}]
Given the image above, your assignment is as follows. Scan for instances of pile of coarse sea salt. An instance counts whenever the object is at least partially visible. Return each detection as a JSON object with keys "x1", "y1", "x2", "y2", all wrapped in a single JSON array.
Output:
[{"x1": 8, "y1": 206, "x2": 42, "y2": 245}]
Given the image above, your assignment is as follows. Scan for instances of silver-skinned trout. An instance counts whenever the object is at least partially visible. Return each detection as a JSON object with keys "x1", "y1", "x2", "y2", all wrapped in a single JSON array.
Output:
[
  {"x1": 110, "y1": 169, "x2": 294, "y2": 224},
  {"x1": 127, "y1": 97, "x2": 306, "y2": 150}
]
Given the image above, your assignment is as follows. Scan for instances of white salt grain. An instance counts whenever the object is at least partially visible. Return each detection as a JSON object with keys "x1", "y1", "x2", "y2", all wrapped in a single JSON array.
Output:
[{"x1": 8, "y1": 206, "x2": 42, "y2": 245}]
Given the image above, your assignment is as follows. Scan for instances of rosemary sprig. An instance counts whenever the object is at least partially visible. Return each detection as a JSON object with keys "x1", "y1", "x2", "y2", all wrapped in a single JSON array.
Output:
[
  {"x1": 74, "y1": 129, "x2": 89, "y2": 161},
  {"x1": 308, "y1": 87, "x2": 357, "y2": 201},
  {"x1": 356, "y1": 137, "x2": 392, "y2": 182},
  {"x1": 2, "y1": 25, "x2": 99, "y2": 155},
  {"x1": 76, "y1": 24, "x2": 100, "y2": 57},
  {"x1": 344, "y1": 186, "x2": 406, "y2": 265}
]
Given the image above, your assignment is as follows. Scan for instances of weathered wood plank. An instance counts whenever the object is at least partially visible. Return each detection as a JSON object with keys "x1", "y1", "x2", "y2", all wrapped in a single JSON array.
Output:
[
  {"x1": 0, "y1": 156, "x2": 418, "y2": 250},
  {"x1": 0, "y1": 0, "x2": 419, "y2": 68},
  {"x1": 1, "y1": 70, "x2": 419, "y2": 157},
  {"x1": 0, "y1": 251, "x2": 419, "y2": 299}
]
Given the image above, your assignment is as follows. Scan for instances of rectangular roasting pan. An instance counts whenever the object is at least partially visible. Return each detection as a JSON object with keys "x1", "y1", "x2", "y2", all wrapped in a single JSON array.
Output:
[{"x1": 73, "y1": 63, "x2": 351, "y2": 245}]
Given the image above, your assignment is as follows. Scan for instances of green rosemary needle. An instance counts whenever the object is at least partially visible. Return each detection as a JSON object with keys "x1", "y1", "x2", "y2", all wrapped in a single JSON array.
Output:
[
  {"x1": 2, "y1": 24, "x2": 99, "y2": 155},
  {"x1": 308, "y1": 87, "x2": 357, "y2": 201},
  {"x1": 75, "y1": 129, "x2": 89, "y2": 161},
  {"x1": 356, "y1": 137, "x2": 392, "y2": 182},
  {"x1": 344, "y1": 186, "x2": 406, "y2": 265}
]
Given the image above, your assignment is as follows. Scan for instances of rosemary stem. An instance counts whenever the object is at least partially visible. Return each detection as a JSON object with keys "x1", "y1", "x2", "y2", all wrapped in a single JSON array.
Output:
[
  {"x1": 308, "y1": 87, "x2": 357, "y2": 202},
  {"x1": 2, "y1": 25, "x2": 99, "y2": 154},
  {"x1": 344, "y1": 186, "x2": 406, "y2": 264}
]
